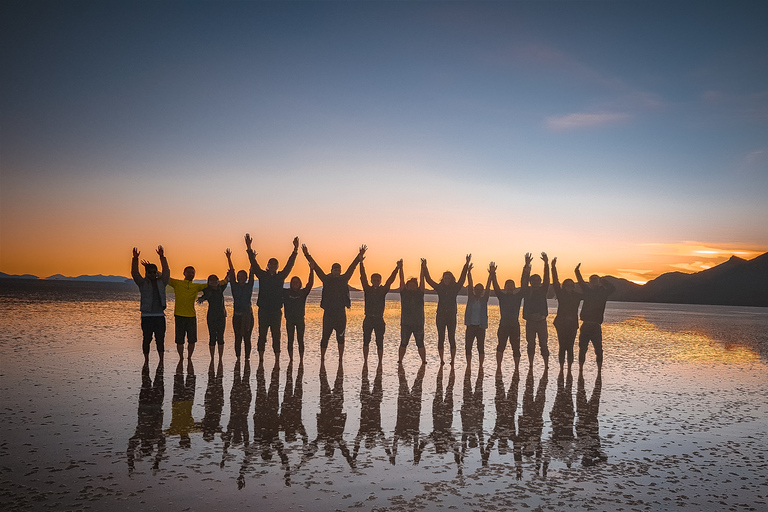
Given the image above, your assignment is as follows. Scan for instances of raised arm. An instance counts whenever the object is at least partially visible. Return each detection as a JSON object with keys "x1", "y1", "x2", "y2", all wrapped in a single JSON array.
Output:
[
  {"x1": 484, "y1": 264, "x2": 492, "y2": 299},
  {"x1": 520, "y1": 255, "x2": 531, "y2": 289},
  {"x1": 421, "y1": 260, "x2": 439, "y2": 289},
  {"x1": 456, "y1": 254, "x2": 471, "y2": 289},
  {"x1": 575, "y1": 263, "x2": 588, "y2": 290},
  {"x1": 157, "y1": 245, "x2": 169, "y2": 284},
  {"x1": 343, "y1": 244, "x2": 366, "y2": 280},
  {"x1": 466, "y1": 264, "x2": 475, "y2": 299},
  {"x1": 398, "y1": 260, "x2": 406, "y2": 291},
  {"x1": 246, "y1": 233, "x2": 265, "y2": 277},
  {"x1": 419, "y1": 259, "x2": 425, "y2": 291},
  {"x1": 302, "y1": 244, "x2": 326, "y2": 281},
  {"x1": 226, "y1": 248, "x2": 236, "y2": 284},
  {"x1": 383, "y1": 261, "x2": 399, "y2": 290},
  {"x1": 541, "y1": 252, "x2": 550, "y2": 287},
  {"x1": 359, "y1": 260, "x2": 370, "y2": 290},
  {"x1": 489, "y1": 261, "x2": 502, "y2": 296},
  {"x1": 277, "y1": 237, "x2": 300, "y2": 278},
  {"x1": 131, "y1": 247, "x2": 142, "y2": 285},
  {"x1": 551, "y1": 257, "x2": 560, "y2": 291},
  {"x1": 304, "y1": 265, "x2": 315, "y2": 294}
]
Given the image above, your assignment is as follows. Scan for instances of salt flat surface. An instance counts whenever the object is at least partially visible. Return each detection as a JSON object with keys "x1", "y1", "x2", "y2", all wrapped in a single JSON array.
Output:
[{"x1": 1, "y1": 284, "x2": 767, "y2": 511}]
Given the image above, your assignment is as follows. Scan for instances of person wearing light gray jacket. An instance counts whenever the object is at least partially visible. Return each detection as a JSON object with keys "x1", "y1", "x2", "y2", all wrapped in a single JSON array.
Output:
[{"x1": 132, "y1": 245, "x2": 170, "y2": 362}]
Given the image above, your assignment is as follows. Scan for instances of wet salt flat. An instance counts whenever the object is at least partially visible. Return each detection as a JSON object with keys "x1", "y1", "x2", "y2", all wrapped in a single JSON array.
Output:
[{"x1": 1, "y1": 282, "x2": 767, "y2": 511}]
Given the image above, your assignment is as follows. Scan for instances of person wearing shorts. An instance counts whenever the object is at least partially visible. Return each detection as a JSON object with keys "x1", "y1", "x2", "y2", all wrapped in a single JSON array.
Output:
[
  {"x1": 489, "y1": 254, "x2": 530, "y2": 369},
  {"x1": 227, "y1": 244, "x2": 255, "y2": 360},
  {"x1": 522, "y1": 252, "x2": 551, "y2": 369},
  {"x1": 169, "y1": 265, "x2": 208, "y2": 359},
  {"x1": 197, "y1": 273, "x2": 228, "y2": 360},
  {"x1": 131, "y1": 245, "x2": 170, "y2": 363},
  {"x1": 463, "y1": 262, "x2": 492, "y2": 365},
  {"x1": 552, "y1": 257, "x2": 583, "y2": 373},
  {"x1": 576, "y1": 264, "x2": 615, "y2": 373},
  {"x1": 360, "y1": 258, "x2": 399, "y2": 363},
  {"x1": 398, "y1": 260, "x2": 427, "y2": 364},
  {"x1": 283, "y1": 266, "x2": 314, "y2": 360},
  {"x1": 422, "y1": 255, "x2": 470, "y2": 365}
]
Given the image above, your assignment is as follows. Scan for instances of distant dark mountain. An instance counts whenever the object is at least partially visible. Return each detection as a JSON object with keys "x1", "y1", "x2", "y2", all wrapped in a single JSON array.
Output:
[
  {"x1": 0, "y1": 272, "x2": 39, "y2": 280},
  {"x1": 605, "y1": 253, "x2": 768, "y2": 307},
  {"x1": 45, "y1": 274, "x2": 131, "y2": 283}
]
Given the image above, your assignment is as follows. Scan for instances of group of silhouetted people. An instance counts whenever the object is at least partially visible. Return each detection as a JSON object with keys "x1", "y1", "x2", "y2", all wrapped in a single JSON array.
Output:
[{"x1": 132, "y1": 236, "x2": 614, "y2": 372}]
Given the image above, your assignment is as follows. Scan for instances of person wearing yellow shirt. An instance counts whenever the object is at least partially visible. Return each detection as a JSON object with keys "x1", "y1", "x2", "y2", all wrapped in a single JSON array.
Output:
[{"x1": 169, "y1": 266, "x2": 208, "y2": 359}]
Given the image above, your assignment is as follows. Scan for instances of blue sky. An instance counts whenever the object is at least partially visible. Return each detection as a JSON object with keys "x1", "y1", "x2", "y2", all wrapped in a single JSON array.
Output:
[{"x1": 1, "y1": 1, "x2": 766, "y2": 281}]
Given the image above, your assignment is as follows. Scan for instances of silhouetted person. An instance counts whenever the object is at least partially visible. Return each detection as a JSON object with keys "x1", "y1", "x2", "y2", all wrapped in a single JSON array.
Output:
[
  {"x1": 303, "y1": 244, "x2": 366, "y2": 361},
  {"x1": 464, "y1": 263, "x2": 492, "y2": 365},
  {"x1": 392, "y1": 362, "x2": 426, "y2": 465},
  {"x1": 132, "y1": 246, "x2": 170, "y2": 363},
  {"x1": 518, "y1": 367, "x2": 549, "y2": 476},
  {"x1": 248, "y1": 235, "x2": 299, "y2": 360},
  {"x1": 548, "y1": 369, "x2": 576, "y2": 468},
  {"x1": 522, "y1": 252, "x2": 550, "y2": 369},
  {"x1": 460, "y1": 365, "x2": 487, "y2": 465},
  {"x1": 360, "y1": 258, "x2": 399, "y2": 363},
  {"x1": 486, "y1": 367, "x2": 520, "y2": 472},
  {"x1": 420, "y1": 365, "x2": 461, "y2": 475},
  {"x1": 227, "y1": 242, "x2": 255, "y2": 360},
  {"x1": 283, "y1": 266, "x2": 314, "y2": 360},
  {"x1": 169, "y1": 262, "x2": 208, "y2": 359},
  {"x1": 127, "y1": 361, "x2": 166, "y2": 474},
  {"x1": 280, "y1": 360, "x2": 307, "y2": 448},
  {"x1": 313, "y1": 361, "x2": 354, "y2": 468},
  {"x1": 353, "y1": 361, "x2": 391, "y2": 464},
  {"x1": 575, "y1": 264, "x2": 616, "y2": 372},
  {"x1": 552, "y1": 258, "x2": 583, "y2": 372},
  {"x1": 489, "y1": 254, "x2": 531, "y2": 370},
  {"x1": 222, "y1": 360, "x2": 252, "y2": 468},
  {"x1": 398, "y1": 260, "x2": 426, "y2": 364},
  {"x1": 423, "y1": 255, "x2": 470, "y2": 365},
  {"x1": 167, "y1": 359, "x2": 197, "y2": 448},
  {"x1": 201, "y1": 359, "x2": 224, "y2": 442},
  {"x1": 197, "y1": 272, "x2": 229, "y2": 360},
  {"x1": 576, "y1": 372, "x2": 606, "y2": 466}
]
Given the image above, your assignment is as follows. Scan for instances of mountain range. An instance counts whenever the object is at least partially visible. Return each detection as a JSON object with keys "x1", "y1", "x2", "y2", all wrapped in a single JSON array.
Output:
[{"x1": 2, "y1": 252, "x2": 767, "y2": 306}]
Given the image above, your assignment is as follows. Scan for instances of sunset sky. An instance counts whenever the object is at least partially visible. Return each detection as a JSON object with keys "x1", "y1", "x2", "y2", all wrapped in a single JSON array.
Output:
[{"x1": 2, "y1": 1, "x2": 766, "y2": 284}]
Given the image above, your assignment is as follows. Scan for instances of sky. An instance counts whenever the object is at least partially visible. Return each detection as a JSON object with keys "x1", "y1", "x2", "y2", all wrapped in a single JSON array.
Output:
[{"x1": 1, "y1": 0, "x2": 767, "y2": 284}]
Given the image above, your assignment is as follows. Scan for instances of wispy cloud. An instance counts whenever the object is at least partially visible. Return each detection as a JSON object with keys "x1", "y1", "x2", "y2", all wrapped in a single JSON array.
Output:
[
  {"x1": 546, "y1": 112, "x2": 628, "y2": 131},
  {"x1": 641, "y1": 242, "x2": 764, "y2": 260}
]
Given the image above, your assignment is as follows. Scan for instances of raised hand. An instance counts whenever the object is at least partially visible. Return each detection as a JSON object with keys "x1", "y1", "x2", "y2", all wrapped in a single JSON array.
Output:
[
  {"x1": 541, "y1": 252, "x2": 548, "y2": 263},
  {"x1": 575, "y1": 263, "x2": 581, "y2": 272},
  {"x1": 488, "y1": 261, "x2": 497, "y2": 274},
  {"x1": 133, "y1": 247, "x2": 140, "y2": 259},
  {"x1": 552, "y1": 257, "x2": 557, "y2": 268},
  {"x1": 293, "y1": 237, "x2": 300, "y2": 250},
  {"x1": 141, "y1": 259, "x2": 151, "y2": 267},
  {"x1": 156, "y1": 245, "x2": 164, "y2": 258},
  {"x1": 244, "y1": 233, "x2": 253, "y2": 250},
  {"x1": 467, "y1": 263, "x2": 474, "y2": 273},
  {"x1": 301, "y1": 244, "x2": 310, "y2": 257},
  {"x1": 398, "y1": 259, "x2": 404, "y2": 269},
  {"x1": 225, "y1": 248, "x2": 232, "y2": 259},
  {"x1": 359, "y1": 244, "x2": 367, "y2": 258},
  {"x1": 524, "y1": 253, "x2": 533, "y2": 266},
  {"x1": 466, "y1": 254, "x2": 472, "y2": 264}
]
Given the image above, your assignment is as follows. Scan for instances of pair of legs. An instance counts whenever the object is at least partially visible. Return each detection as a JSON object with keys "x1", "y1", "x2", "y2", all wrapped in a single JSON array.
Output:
[
  {"x1": 257, "y1": 310, "x2": 282, "y2": 358},
  {"x1": 496, "y1": 322, "x2": 521, "y2": 368},
  {"x1": 578, "y1": 321, "x2": 603, "y2": 371},
  {"x1": 141, "y1": 315, "x2": 165, "y2": 362},
  {"x1": 465, "y1": 324, "x2": 486, "y2": 365},
  {"x1": 208, "y1": 315, "x2": 226, "y2": 359},
  {"x1": 321, "y1": 312, "x2": 346, "y2": 360},
  {"x1": 399, "y1": 324, "x2": 426, "y2": 364},
  {"x1": 525, "y1": 318, "x2": 550, "y2": 368},
  {"x1": 363, "y1": 316, "x2": 385, "y2": 362},
  {"x1": 175, "y1": 315, "x2": 197, "y2": 359},
  {"x1": 554, "y1": 321, "x2": 577, "y2": 371},
  {"x1": 232, "y1": 312, "x2": 254, "y2": 360},
  {"x1": 286, "y1": 319, "x2": 305, "y2": 360},
  {"x1": 436, "y1": 316, "x2": 457, "y2": 365}
]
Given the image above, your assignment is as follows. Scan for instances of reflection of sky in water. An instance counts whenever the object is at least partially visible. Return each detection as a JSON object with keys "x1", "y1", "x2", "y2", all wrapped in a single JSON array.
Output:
[{"x1": 1, "y1": 284, "x2": 767, "y2": 511}]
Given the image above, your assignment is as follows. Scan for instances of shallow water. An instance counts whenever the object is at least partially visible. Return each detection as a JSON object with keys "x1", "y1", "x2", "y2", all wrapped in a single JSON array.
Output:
[{"x1": 1, "y1": 283, "x2": 767, "y2": 511}]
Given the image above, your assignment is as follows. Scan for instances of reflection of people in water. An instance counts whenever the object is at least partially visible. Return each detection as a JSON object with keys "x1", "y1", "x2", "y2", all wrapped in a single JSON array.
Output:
[
  {"x1": 359, "y1": 258, "x2": 399, "y2": 363},
  {"x1": 576, "y1": 372, "x2": 606, "y2": 466},
  {"x1": 197, "y1": 272, "x2": 229, "y2": 360},
  {"x1": 201, "y1": 359, "x2": 224, "y2": 442},
  {"x1": 489, "y1": 255, "x2": 531, "y2": 370},
  {"x1": 576, "y1": 264, "x2": 615, "y2": 372},
  {"x1": 420, "y1": 365, "x2": 461, "y2": 474},
  {"x1": 131, "y1": 245, "x2": 170, "y2": 363},
  {"x1": 486, "y1": 367, "x2": 521, "y2": 479},
  {"x1": 127, "y1": 361, "x2": 166, "y2": 474},
  {"x1": 311, "y1": 361, "x2": 354, "y2": 467},
  {"x1": 167, "y1": 359, "x2": 198, "y2": 448},
  {"x1": 353, "y1": 361, "x2": 391, "y2": 464},
  {"x1": 464, "y1": 263, "x2": 492, "y2": 365},
  {"x1": 168, "y1": 263, "x2": 208, "y2": 360},
  {"x1": 303, "y1": 244, "x2": 366, "y2": 361},
  {"x1": 222, "y1": 359, "x2": 252, "y2": 487},
  {"x1": 552, "y1": 258, "x2": 583, "y2": 372},
  {"x1": 280, "y1": 360, "x2": 307, "y2": 446},
  {"x1": 392, "y1": 362, "x2": 426, "y2": 465},
  {"x1": 518, "y1": 367, "x2": 549, "y2": 476},
  {"x1": 283, "y1": 266, "x2": 314, "y2": 361},
  {"x1": 460, "y1": 365, "x2": 487, "y2": 465},
  {"x1": 253, "y1": 360, "x2": 288, "y2": 466},
  {"x1": 227, "y1": 241, "x2": 255, "y2": 360},
  {"x1": 522, "y1": 252, "x2": 551, "y2": 369},
  {"x1": 398, "y1": 260, "x2": 427, "y2": 364},
  {"x1": 248, "y1": 235, "x2": 299, "y2": 360},
  {"x1": 423, "y1": 255, "x2": 470, "y2": 365},
  {"x1": 548, "y1": 368, "x2": 576, "y2": 467}
]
